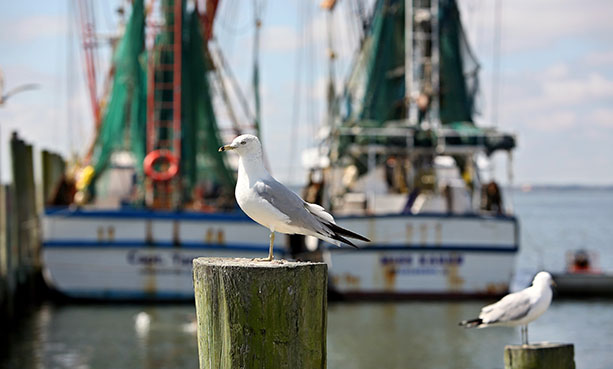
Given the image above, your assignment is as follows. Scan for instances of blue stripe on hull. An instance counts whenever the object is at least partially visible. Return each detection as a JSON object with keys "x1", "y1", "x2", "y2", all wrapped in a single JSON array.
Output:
[
  {"x1": 44, "y1": 207, "x2": 254, "y2": 222},
  {"x1": 61, "y1": 289, "x2": 194, "y2": 301},
  {"x1": 326, "y1": 244, "x2": 518, "y2": 253},
  {"x1": 44, "y1": 207, "x2": 517, "y2": 223},
  {"x1": 42, "y1": 240, "x2": 515, "y2": 253},
  {"x1": 42, "y1": 240, "x2": 284, "y2": 254}
]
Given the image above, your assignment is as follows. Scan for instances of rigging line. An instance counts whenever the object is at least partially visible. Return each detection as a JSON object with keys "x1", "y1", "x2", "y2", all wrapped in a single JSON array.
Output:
[
  {"x1": 340, "y1": 1, "x2": 358, "y2": 83},
  {"x1": 491, "y1": 0, "x2": 502, "y2": 126},
  {"x1": 326, "y1": 7, "x2": 338, "y2": 125},
  {"x1": 288, "y1": 1, "x2": 305, "y2": 183},
  {"x1": 342, "y1": 0, "x2": 357, "y2": 57},
  {"x1": 213, "y1": 43, "x2": 255, "y2": 128},
  {"x1": 85, "y1": 0, "x2": 101, "y2": 99},
  {"x1": 53, "y1": 0, "x2": 66, "y2": 153},
  {"x1": 66, "y1": 0, "x2": 76, "y2": 157},
  {"x1": 305, "y1": 0, "x2": 317, "y2": 140},
  {"x1": 218, "y1": 0, "x2": 252, "y2": 36},
  {"x1": 252, "y1": 0, "x2": 262, "y2": 137},
  {"x1": 209, "y1": 48, "x2": 242, "y2": 136}
]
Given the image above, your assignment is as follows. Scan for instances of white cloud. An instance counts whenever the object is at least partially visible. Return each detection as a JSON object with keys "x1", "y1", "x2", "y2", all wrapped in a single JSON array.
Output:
[
  {"x1": 499, "y1": 69, "x2": 613, "y2": 120},
  {"x1": 541, "y1": 73, "x2": 613, "y2": 106},
  {"x1": 0, "y1": 14, "x2": 68, "y2": 43},
  {"x1": 460, "y1": 0, "x2": 613, "y2": 54},
  {"x1": 582, "y1": 50, "x2": 613, "y2": 67},
  {"x1": 542, "y1": 63, "x2": 570, "y2": 79},
  {"x1": 530, "y1": 111, "x2": 577, "y2": 132},
  {"x1": 588, "y1": 108, "x2": 613, "y2": 128}
]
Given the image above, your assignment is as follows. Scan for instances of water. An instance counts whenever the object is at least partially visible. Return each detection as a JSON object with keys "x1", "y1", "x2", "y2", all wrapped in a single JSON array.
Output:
[{"x1": 3, "y1": 189, "x2": 613, "y2": 369}]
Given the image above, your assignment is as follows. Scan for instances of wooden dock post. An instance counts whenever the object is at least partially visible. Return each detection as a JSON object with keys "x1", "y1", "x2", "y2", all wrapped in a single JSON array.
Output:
[
  {"x1": 504, "y1": 343, "x2": 575, "y2": 369},
  {"x1": 193, "y1": 257, "x2": 327, "y2": 369}
]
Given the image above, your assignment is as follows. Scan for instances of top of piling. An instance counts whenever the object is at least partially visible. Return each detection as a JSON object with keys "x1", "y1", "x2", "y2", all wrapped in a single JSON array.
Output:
[
  {"x1": 193, "y1": 257, "x2": 326, "y2": 269},
  {"x1": 505, "y1": 342, "x2": 574, "y2": 351}
]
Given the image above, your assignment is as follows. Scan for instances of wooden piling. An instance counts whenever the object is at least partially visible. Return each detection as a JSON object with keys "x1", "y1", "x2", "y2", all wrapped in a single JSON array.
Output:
[
  {"x1": 41, "y1": 149, "x2": 66, "y2": 204},
  {"x1": 1, "y1": 133, "x2": 44, "y2": 327},
  {"x1": 504, "y1": 343, "x2": 575, "y2": 369},
  {"x1": 193, "y1": 257, "x2": 327, "y2": 369}
]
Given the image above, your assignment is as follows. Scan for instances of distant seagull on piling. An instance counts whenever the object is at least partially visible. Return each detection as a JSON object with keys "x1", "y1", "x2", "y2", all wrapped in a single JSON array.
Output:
[
  {"x1": 459, "y1": 271, "x2": 555, "y2": 345},
  {"x1": 219, "y1": 134, "x2": 370, "y2": 261}
]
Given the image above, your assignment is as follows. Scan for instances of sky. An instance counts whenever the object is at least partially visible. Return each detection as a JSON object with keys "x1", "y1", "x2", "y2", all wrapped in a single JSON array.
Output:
[{"x1": 0, "y1": 0, "x2": 612, "y2": 186}]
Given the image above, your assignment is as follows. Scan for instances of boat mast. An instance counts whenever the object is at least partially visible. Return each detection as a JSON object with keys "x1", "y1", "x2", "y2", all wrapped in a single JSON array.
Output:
[
  {"x1": 431, "y1": 0, "x2": 440, "y2": 127},
  {"x1": 405, "y1": 0, "x2": 414, "y2": 125},
  {"x1": 405, "y1": 0, "x2": 440, "y2": 127}
]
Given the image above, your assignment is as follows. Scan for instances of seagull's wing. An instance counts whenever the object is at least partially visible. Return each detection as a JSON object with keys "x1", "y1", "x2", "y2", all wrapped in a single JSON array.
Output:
[
  {"x1": 253, "y1": 178, "x2": 331, "y2": 234},
  {"x1": 479, "y1": 290, "x2": 533, "y2": 325},
  {"x1": 253, "y1": 178, "x2": 367, "y2": 246}
]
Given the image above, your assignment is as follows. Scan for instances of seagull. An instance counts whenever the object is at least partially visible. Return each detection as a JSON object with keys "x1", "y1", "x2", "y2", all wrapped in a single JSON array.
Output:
[
  {"x1": 219, "y1": 134, "x2": 370, "y2": 261},
  {"x1": 459, "y1": 271, "x2": 555, "y2": 345}
]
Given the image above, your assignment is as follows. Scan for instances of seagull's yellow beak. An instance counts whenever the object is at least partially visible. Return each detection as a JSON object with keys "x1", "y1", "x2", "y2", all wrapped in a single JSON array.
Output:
[{"x1": 218, "y1": 144, "x2": 235, "y2": 152}]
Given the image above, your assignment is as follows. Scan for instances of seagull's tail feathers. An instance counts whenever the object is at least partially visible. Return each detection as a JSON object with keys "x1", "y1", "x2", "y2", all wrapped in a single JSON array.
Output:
[
  {"x1": 304, "y1": 202, "x2": 335, "y2": 224},
  {"x1": 459, "y1": 318, "x2": 483, "y2": 328}
]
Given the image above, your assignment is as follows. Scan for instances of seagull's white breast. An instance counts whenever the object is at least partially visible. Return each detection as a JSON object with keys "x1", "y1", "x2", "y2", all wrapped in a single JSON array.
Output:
[
  {"x1": 518, "y1": 285, "x2": 552, "y2": 325},
  {"x1": 235, "y1": 172, "x2": 292, "y2": 233}
]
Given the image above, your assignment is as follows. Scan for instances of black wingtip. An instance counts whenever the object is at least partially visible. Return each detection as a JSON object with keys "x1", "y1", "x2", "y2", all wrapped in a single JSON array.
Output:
[
  {"x1": 459, "y1": 318, "x2": 482, "y2": 328},
  {"x1": 326, "y1": 222, "x2": 370, "y2": 243}
]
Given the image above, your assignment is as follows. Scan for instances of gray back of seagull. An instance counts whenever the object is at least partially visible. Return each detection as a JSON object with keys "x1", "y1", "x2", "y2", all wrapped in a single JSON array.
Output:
[
  {"x1": 481, "y1": 291, "x2": 532, "y2": 324},
  {"x1": 253, "y1": 177, "x2": 329, "y2": 235}
]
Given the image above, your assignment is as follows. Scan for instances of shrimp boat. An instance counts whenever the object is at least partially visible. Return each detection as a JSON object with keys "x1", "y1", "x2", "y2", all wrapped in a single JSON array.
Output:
[
  {"x1": 42, "y1": 0, "x2": 278, "y2": 300},
  {"x1": 297, "y1": 0, "x2": 518, "y2": 298}
]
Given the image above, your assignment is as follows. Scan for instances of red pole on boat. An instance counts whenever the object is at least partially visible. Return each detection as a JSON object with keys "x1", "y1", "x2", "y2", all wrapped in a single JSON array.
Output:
[{"x1": 75, "y1": 0, "x2": 101, "y2": 126}]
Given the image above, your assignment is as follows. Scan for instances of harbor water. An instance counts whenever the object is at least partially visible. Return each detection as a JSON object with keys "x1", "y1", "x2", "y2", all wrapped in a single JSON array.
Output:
[{"x1": 2, "y1": 188, "x2": 613, "y2": 369}]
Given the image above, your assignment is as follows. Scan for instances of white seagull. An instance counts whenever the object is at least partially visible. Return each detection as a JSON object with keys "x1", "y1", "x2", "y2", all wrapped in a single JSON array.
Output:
[
  {"x1": 219, "y1": 134, "x2": 370, "y2": 261},
  {"x1": 459, "y1": 271, "x2": 555, "y2": 345}
]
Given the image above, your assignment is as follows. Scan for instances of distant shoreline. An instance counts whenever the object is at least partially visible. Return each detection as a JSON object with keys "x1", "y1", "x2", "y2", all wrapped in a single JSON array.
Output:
[
  {"x1": 285, "y1": 183, "x2": 613, "y2": 192},
  {"x1": 511, "y1": 184, "x2": 613, "y2": 192}
]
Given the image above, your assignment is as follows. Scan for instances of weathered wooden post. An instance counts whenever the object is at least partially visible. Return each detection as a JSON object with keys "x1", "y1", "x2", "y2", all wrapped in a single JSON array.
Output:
[
  {"x1": 41, "y1": 149, "x2": 66, "y2": 204},
  {"x1": 193, "y1": 257, "x2": 327, "y2": 369},
  {"x1": 504, "y1": 343, "x2": 575, "y2": 369}
]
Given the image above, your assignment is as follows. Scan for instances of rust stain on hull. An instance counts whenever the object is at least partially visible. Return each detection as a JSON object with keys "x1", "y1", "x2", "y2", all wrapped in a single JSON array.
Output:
[{"x1": 445, "y1": 253, "x2": 464, "y2": 291}]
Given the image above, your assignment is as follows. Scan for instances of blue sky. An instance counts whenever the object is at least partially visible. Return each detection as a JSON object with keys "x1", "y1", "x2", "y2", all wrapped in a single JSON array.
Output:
[{"x1": 1, "y1": 0, "x2": 612, "y2": 185}]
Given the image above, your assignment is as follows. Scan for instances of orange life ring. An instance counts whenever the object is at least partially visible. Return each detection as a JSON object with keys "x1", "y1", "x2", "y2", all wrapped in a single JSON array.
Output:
[{"x1": 144, "y1": 150, "x2": 179, "y2": 181}]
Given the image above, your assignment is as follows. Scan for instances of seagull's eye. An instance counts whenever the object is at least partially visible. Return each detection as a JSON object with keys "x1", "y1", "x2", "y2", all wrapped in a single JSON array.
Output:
[{"x1": 241, "y1": 141, "x2": 247, "y2": 145}]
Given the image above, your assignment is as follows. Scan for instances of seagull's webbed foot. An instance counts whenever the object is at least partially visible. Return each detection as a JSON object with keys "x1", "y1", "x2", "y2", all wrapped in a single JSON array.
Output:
[{"x1": 252, "y1": 256, "x2": 274, "y2": 262}]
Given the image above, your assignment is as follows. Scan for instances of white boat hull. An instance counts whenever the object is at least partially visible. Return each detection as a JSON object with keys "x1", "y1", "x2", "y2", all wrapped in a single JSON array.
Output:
[
  {"x1": 322, "y1": 214, "x2": 518, "y2": 298},
  {"x1": 42, "y1": 208, "x2": 279, "y2": 300},
  {"x1": 42, "y1": 209, "x2": 518, "y2": 300}
]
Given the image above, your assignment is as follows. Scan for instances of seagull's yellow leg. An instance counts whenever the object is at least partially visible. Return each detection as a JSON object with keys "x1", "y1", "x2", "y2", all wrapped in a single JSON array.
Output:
[
  {"x1": 254, "y1": 231, "x2": 274, "y2": 262},
  {"x1": 267, "y1": 232, "x2": 275, "y2": 260}
]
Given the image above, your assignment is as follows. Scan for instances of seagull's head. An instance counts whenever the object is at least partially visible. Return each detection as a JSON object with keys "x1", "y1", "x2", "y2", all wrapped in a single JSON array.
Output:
[
  {"x1": 218, "y1": 134, "x2": 262, "y2": 157},
  {"x1": 532, "y1": 271, "x2": 555, "y2": 288}
]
